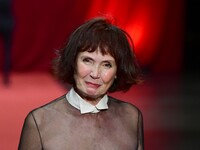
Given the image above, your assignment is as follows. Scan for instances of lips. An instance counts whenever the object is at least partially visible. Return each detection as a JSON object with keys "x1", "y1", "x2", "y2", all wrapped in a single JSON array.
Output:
[{"x1": 85, "y1": 81, "x2": 101, "y2": 89}]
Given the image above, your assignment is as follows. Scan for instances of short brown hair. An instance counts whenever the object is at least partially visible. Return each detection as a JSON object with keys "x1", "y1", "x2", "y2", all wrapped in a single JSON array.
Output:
[{"x1": 54, "y1": 17, "x2": 142, "y2": 92}]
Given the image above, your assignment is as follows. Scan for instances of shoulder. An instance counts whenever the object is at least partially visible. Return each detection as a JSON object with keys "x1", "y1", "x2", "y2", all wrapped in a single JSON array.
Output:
[
  {"x1": 108, "y1": 95, "x2": 143, "y2": 117},
  {"x1": 25, "y1": 94, "x2": 68, "y2": 122},
  {"x1": 33, "y1": 94, "x2": 67, "y2": 112}
]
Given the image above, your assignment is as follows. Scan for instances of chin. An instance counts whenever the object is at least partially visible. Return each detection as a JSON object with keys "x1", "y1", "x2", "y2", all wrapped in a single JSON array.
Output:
[
  {"x1": 84, "y1": 92, "x2": 103, "y2": 100},
  {"x1": 82, "y1": 91, "x2": 105, "y2": 101}
]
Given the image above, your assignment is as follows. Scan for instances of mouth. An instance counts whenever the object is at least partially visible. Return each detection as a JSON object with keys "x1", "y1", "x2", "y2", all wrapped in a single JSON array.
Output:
[{"x1": 85, "y1": 81, "x2": 101, "y2": 89}]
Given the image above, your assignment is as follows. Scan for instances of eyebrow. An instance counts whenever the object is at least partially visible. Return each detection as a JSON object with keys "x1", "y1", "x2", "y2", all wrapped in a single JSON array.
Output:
[{"x1": 81, "y1": 55, "x2": 115, "y2": 62}]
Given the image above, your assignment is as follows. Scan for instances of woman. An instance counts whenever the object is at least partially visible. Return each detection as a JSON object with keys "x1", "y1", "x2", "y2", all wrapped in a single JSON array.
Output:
[{"x1": 18, "y1": 17, "x2": 144, "y2": 150}]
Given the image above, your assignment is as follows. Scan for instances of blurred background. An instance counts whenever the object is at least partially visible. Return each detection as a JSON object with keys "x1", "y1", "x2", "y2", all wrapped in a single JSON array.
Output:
[{"x1": 0, "y1": 0, "x2": 199, "y2": 149}]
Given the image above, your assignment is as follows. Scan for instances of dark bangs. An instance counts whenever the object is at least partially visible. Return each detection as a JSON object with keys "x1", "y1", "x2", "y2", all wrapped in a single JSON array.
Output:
[{"x1": 76, "y1": 18, "x2": 124, "y2": 58}]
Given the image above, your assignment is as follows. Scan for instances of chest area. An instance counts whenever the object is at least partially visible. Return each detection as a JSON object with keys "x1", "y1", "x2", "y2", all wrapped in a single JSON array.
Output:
[{"x1": 40, "y1": 112, "x2": 138, "y2": 150}]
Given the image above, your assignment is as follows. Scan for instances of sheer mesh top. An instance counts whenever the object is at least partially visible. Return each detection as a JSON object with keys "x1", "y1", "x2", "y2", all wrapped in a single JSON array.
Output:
[{"x1": 18, "y1": 95, "x2": 144, "y2": 150}]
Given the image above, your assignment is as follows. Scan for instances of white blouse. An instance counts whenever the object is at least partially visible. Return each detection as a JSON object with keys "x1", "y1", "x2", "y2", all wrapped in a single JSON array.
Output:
[{"x1": 66, "y1": 88, "x2": 108, "y2": 114}]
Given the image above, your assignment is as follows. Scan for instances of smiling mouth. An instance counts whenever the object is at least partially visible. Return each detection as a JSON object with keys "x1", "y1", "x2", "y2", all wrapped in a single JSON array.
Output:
[{"x1": 85, "y1": 82, "x2": 101, "y2": 88}]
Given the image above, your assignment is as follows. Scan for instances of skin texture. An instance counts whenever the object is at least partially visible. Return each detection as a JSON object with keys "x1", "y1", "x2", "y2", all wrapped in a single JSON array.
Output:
[{"x1": 74, "y1": 49, "x2": 117, "y2": 105}]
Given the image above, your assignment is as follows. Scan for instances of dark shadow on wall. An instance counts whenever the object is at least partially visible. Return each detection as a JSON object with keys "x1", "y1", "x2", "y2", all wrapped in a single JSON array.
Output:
[
  {"x1": 182, "y1": 0, "x2": 200, "y2": 149},
  {"x1": 0, "y1": 0, "x2": 14, "y2": 85}
]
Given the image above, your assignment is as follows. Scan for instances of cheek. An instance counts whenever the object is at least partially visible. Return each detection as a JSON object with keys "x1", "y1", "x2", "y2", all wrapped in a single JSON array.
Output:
[
  {"x1": 101, "y1": 70, "x2": 116, "y2": 83},
  {"x1": 76, "y1": 63, "x2": 91, "y2": 78}
]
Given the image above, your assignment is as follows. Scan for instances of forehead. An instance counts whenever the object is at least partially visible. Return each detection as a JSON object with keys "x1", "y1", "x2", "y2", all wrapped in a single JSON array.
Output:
[{"x1": 77, "y1": 50, "x2": 115, "y2": 61}]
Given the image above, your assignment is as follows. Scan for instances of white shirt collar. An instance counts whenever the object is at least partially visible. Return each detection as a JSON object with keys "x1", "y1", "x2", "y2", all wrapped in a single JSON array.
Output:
[{"x1": 66, "y1": 88, "x2": 108, "y2": 114}]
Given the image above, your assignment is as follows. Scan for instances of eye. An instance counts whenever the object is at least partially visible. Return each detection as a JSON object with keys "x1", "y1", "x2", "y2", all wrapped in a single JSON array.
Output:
[
  {"x1": 82, "y1": 57, "x2": 93, "y2": 64},
  {"x1": 103, "y1": 62, "x2": 112, "y2": 68}
]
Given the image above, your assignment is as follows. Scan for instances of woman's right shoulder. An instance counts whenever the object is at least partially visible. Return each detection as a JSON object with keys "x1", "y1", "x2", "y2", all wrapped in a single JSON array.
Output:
[
  {"x1": 23, "y1": 94, "x2": 68, "y2": 126},
  {"x1": 26, "y1": 94, "x2": 67, "y2": 117}
]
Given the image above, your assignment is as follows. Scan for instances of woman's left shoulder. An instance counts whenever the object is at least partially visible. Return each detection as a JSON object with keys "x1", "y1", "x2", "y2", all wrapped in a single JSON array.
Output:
[{"x1": 108, "y1": 96, "x2": 142, "y2": 114}]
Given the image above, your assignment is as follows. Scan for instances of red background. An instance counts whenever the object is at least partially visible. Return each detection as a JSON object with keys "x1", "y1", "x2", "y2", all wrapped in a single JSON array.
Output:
[
  {"x1": 1, "y1": 0, "x2": 191, "y2": 150},
  {"x1": 0, "y1": 0, "x2": 185, "y2": 74}
]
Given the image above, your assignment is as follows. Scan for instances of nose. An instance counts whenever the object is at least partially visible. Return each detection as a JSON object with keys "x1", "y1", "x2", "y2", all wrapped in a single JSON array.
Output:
[{"x1": 90, "y1": 65, "x2": 100, "y2": 79}]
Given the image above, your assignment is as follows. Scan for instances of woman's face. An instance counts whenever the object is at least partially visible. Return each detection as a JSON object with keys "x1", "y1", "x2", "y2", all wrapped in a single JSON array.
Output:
[{"x1": 74, "y1": 49, "x2": 117, "y2": 103}]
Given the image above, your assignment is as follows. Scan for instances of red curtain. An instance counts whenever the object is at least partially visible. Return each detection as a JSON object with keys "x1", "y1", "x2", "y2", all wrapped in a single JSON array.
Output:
[{"x1": 0, "y1": 0, "x2": 185, "y2": 74}]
